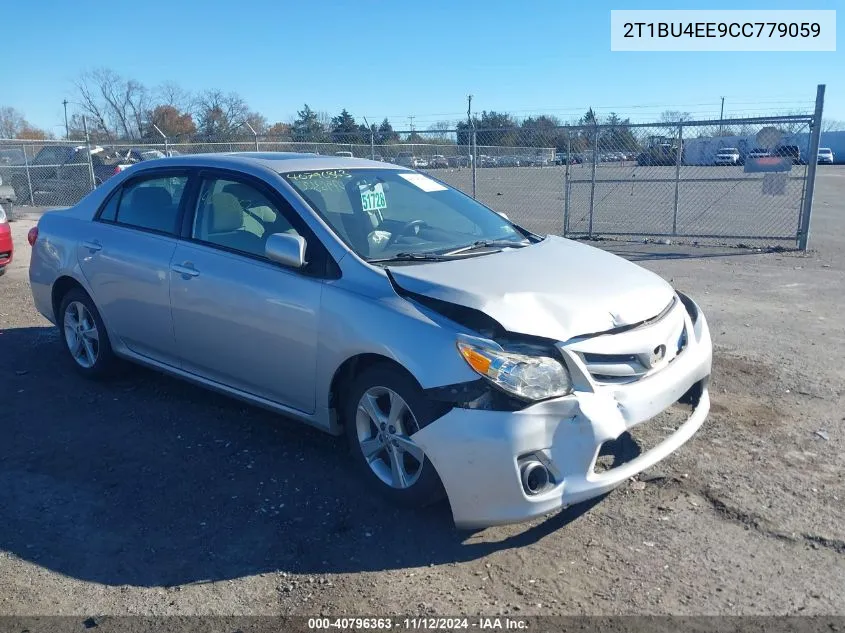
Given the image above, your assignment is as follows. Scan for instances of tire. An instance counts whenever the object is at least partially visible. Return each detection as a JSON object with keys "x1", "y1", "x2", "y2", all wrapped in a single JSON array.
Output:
[
  {"x1": 0, "y1": 266, "x2": 5, "y2": 277},
  {"x1": 343, "y1": 363, "x2": 449, "y2": 508},
  {"x1": 58, "y1": 288, "x2": 118, "y2": 379}
]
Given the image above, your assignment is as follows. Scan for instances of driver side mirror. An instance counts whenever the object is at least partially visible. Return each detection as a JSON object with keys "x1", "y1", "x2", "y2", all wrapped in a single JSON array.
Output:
[{"x1": 265, "y1": 233, "x2": 306, "y2": 268}]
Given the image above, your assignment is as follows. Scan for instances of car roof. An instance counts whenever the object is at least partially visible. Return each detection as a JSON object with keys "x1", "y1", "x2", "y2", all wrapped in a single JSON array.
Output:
[{"x1": 131, "y1": 152, "x2": 404, "y2": 174}]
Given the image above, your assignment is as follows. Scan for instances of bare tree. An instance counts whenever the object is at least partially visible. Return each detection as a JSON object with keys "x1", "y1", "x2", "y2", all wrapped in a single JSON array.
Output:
[
  {"x1": 157, "y1": 81, "x2": 192, "y2": 111},
  {"x1": 0, "y1": 105, "x2": 50, "y2": 139},
  {"x1": 0, "y1": 106, "x2": 26, "y2": 138},
  {"x1": 74, "y1": 68, "x2": 150, "y2": 139},
  {"x1": 193, "y1": 90, "x2": 250, "y2": 138},
  {"x1": 245, "y1": 111, "x2": 268, "y2": 134},
  {"x1": 658, "y1": 110, "x2": 691, "y2": 137},
  {"x1": 822, "y1": 119, "x2": 845, "y2": 133},
  {"x1": 426, "y1": 121, "x2": 453, "y2": 142}
]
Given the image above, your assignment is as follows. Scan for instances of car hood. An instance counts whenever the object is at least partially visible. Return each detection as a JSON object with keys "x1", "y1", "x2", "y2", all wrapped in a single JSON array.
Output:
[{"x1": 388, "y1": 235, "x2": 676, "y2": 342}]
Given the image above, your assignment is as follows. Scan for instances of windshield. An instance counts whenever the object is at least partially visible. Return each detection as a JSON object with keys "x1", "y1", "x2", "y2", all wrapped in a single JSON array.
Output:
[
  {"x1": 141, "y1": 150, "x2": 166, "y2": 160},
  {"x1": 284, "y1": 168, "x2": 530, "y2": 262},
  {"x1": 33, "y1": 146, "x2": 73, "y2": 165}
]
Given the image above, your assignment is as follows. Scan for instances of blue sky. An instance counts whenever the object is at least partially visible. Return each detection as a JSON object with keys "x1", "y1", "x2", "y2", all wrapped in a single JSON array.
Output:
[{"x1": 4, "y1": 0, "x2": 842, "y2": 135}]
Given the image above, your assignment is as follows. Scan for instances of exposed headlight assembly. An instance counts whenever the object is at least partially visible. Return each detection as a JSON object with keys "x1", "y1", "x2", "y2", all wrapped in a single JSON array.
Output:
[{"x1": 456, "y1": 334, "x2": 572, "y2": 401}]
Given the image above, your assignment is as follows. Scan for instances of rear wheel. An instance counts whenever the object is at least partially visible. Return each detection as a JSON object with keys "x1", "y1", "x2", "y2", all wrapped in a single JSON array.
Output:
[
  {"x1": 343, "y1": 364, "x2": 447, "y2": 507},
  {"x1": 58, "y1": 288, "x2": 118, "y2": 379}
]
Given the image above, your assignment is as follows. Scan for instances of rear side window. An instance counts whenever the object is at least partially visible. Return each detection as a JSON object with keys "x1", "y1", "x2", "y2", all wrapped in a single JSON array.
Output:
[{"x1": 114, "y1": 176, "x2": 188, "y2": 235}]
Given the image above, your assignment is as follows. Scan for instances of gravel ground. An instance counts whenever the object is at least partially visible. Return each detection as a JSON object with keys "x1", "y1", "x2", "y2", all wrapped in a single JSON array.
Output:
[{"x1": 0, "y1": 169, "x2": 843, "y2": 617}]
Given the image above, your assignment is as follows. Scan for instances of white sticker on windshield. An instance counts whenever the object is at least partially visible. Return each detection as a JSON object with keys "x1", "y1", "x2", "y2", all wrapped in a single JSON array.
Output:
[
  {"x1": 398, "y1": 172, "x2": 447, "y2": 192},
  {"x1": 360, "y1": 182, "x2": 387, "y2": 212}
]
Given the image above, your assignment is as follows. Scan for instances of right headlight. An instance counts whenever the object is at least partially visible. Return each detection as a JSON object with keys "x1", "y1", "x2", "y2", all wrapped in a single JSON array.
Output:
[
  {"x1": 0, "y1": 204, "x2": 6, "y2": 224},
  {"x1": 456, "y1": 334, "x2": 572, "y2": 401}
]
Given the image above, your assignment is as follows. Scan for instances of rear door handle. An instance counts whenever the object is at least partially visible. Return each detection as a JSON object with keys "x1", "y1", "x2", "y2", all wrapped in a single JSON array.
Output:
[
  {"x1": 82, "y1": 240, "x2": 102, "y2": 252},
  {"x1": 171, "y1": 262, "x2": 200, "y2": 278}
]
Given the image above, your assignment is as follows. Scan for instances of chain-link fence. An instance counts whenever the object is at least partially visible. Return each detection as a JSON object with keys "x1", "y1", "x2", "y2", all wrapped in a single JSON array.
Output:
[
  {"x1": 0, "y1": 108, "x2": 828, "y2": 249},
  {"x1": 560, "y1": 115, "x2": 817, "y2": 247}
]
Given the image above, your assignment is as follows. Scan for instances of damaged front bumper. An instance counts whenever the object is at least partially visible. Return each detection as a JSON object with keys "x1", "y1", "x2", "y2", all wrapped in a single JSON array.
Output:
[{"x1": 411, "y1": 293, "x2": 712, "y2": 529}]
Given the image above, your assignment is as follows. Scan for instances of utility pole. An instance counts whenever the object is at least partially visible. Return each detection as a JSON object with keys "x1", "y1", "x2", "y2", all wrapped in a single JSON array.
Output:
[
  {"x1": 62, "y1": 99, "x2": 69, "y2": 139},
  {"x1": 408, "y1": 115, "x2": 415, "y2": 132},
  {"x1": 719, "y1": 96, "x2": 725, "y2": 136}
]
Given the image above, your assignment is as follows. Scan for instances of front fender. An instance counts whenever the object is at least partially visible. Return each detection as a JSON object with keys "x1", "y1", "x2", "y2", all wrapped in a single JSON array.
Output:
[{"x1": 316, "y1": 281, "x2": 479, "y2": 413}]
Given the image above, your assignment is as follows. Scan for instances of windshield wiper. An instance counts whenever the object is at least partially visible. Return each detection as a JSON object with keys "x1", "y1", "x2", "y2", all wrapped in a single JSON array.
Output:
[
  {"x1": 442, "y1": 239, "x2": 530, "y2": 256},
  {"x1": 368, "y1": 252, "x2": 451, "y2": 263}
]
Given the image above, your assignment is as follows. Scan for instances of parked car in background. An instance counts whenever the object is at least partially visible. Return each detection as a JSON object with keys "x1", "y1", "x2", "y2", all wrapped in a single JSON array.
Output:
[
  {"x1": 742, "y1": 148, "x2": 771, "y2": 165},
  {"x1": 112, "y1": 148, "x2": 167, "y2": 173},
  {"x1": 335, "y1": 151, "x2": 354, "y2": 158},
  {"x1": 394, "y1": 152, "x2": 416, "y2": 167},
  {"x1": 559, "y1": 154, "x2": 584, "y2": 165},
  {"x1": 637, "y1": 144, "x2": 679, "y2": 166},
  {"x1": 27, "y1": 152, "x2": 712, "y2": 528},
  {"x1": 497, "y1": 156, "x2": 522, "y2": 168},
  {"x1": 411, "y1": 157, "x2": 429, "y2": 169},
  {"x1": 478, "y1": 155, "x2": 498, "y2": 168},
  {"x1": 447, "y1": 155, "x2": 471, "y2": 168},
  {"x1": 817, "y1": 148, "x2": 834, "y2": 164},
  {"x1": 772, "y1": 144, "x2": 802, "y2": 164},
  {"x1": 372, "y1": 154, "x2": 384, "y2": 162},
  {"x1": 0, "y1": 201, "x2": 12, "y2": 276},
  {"x1": 0, "y1": 148, "x2": 26, "y2": 165},
  {"x1": 529, "y1": 154, "x2": 551, "y2": 167},
  {"x1": 5, "y1": 145, "x2": 128, "y2": 204},
  {"x1": 714, "y1": 148, "x2": 740, "y2": 166},
  {"x1": 428, "y1": 155, "x2": 449, "y2": 169}
]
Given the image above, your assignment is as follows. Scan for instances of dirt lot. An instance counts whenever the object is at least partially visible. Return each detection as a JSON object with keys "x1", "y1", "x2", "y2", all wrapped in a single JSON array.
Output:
[{"x1": 0, "y1": 169, "x2": 843, "y2": 617}]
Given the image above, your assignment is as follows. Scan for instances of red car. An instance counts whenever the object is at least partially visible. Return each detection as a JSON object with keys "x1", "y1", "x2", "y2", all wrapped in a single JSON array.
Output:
[{"x1": 0, "y1": 203, "x2": 12, "y2": 276}]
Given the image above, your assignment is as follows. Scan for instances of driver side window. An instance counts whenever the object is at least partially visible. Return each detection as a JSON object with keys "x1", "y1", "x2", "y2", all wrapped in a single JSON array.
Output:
[{"x1": 192, "y1": 178, "x2": 299, "y2": 259}]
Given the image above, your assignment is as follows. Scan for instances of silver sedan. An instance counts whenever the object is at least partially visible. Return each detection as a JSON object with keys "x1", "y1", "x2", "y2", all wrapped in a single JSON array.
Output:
[{"x1": 28, "y1": 153, "x2": 712, "y2": 528}]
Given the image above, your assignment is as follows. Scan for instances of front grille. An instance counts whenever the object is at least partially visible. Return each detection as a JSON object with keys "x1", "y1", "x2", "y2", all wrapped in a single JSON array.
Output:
[
  {"x1": 571, "y1": 299, "x2": 689, "y2": 386},
  {"x1": 581, "y1": 329, "x2": 687, "y2": 384}
]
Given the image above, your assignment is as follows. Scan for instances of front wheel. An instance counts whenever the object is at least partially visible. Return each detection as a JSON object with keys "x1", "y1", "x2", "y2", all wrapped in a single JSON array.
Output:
[{"x1": 343, "y1": 364, "x2": 448, "y2": 507}]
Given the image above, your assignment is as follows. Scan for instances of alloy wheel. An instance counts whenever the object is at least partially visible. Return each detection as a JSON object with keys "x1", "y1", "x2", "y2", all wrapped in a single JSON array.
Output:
[
  {"x1": 63, "y1": 301, "x2": 99, "y2": 369},
  {"x1": 355, "y1": 386, "x2": 425, "y2": 489}
]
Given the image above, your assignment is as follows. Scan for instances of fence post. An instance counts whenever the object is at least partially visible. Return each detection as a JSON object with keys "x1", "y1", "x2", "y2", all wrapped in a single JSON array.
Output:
[
  {"x1": 798, "y1": 84, "x2": 825, "y2": 251},
  {"x1": 563, "y1": 128, "x2": 571, "y2": 235},
  {"x1": 152, "y1": 124, "x2": 169, "y2": 156},
  {"x1": 82, "y1": 117, "x2": 96, "y2": 191},
  {"x1": 471, "y1": 130, "x2": 477, "y2": 199},
  {"x1": 22, "y1": 143, "x2": 35, "y2": 205},
  {"x1": 243, "y1": 121, "x2": 259, "y2": 152},
  {"x1": 588, "y1": 126, "x2": 598, "y2": 238},
  {"x1": 672, "y1": 123, "x2": 683, "y2": 236},
  {"x1": 370, "y1": 130, "x2": 375, "y2": 160}
]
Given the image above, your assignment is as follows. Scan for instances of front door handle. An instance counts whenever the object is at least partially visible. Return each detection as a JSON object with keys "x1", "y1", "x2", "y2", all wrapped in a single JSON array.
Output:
[
  {"x1": 171, "y1": 262, "x2": 200, "y2": 278},
  {"x1": 81, "y1": 240, "x2": 102, "y2": 252}
]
